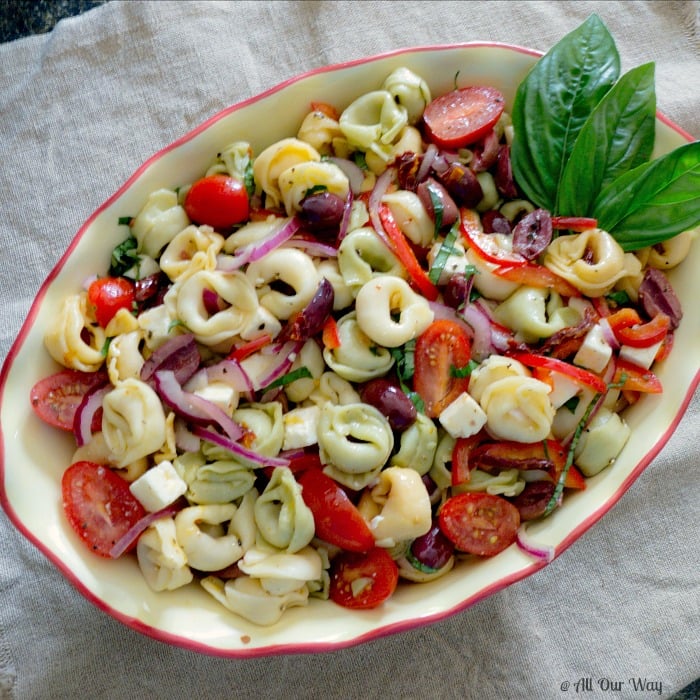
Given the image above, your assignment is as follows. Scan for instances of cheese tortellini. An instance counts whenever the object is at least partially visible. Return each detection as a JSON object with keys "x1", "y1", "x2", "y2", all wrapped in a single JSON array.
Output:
[{"x1": 131, "y1": 188, "x2": 190, "y2": 257}]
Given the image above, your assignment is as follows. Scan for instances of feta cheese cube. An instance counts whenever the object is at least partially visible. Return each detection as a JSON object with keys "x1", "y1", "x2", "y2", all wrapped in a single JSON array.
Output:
[
  {"x1": 618, "y1": 340, "x2": 663, "y2": 370},
  {"x1": 283, "y1": 405, "x2": 320, "y2": 450},
  {"x1": 129, "y1": 460, "x2": 187, "y2": 512},
  {"x1": 548, "y1": 371, "x2": 581, "y2": 409},
  {"x1": 438, "y1": 391, "x2": 487, "y2": 439},
  {"x1": 574, "y1": 323, "x2": 612, "y2": 373},
  {"x1": 193, "y1": 381, "x2": 238, "y2": 415}
]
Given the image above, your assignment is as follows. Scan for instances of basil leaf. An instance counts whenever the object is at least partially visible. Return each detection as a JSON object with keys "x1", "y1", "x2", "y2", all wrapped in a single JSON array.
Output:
[
  {"x1": 511, "y1": 14, "x2": 620, "y2": 210},
  {"x1": 558, "y1": 62, "x2": 657, "y2": 216},
  {"x1": 593, "y1": 141, "x2": 700, "y2": 250}
]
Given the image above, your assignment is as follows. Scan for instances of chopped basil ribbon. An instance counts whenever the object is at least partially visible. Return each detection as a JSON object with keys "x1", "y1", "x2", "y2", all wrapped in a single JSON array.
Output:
[
  {"x1": 109, "y1": 235, "x2": 139, "y2": 277},
  {"x1": 511, "y1": 13, "x2": 700, "y2": 250},
  {"x1": 428, "y1": 221, "x2": 460, "y2": 284},
  {"x1": 404, "y1": 548, "x2": 440, "y2": 575},
  {"x1": 427, "y1": 184, "x2": 444, "y2": 237},
  {"x1": 262, "y1": 366, "x2": 312, "y2": 392},
  {"x1": 117, "y1": 216, "x2": 133, "y2": 226},
  {"x1": 449, "y1": 360, "x2": 478, "y2": 379},
  {"x1": 390, "y1": 341, "x2": 425, "y2": 413}
]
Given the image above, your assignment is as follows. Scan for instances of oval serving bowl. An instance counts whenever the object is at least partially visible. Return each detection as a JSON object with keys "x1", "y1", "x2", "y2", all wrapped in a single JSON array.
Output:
[{"x1": 1, "y1": 43, "x2": 698, "y2": 658}]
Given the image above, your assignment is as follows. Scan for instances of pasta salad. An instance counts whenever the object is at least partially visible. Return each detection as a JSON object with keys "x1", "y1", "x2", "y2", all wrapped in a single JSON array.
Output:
[{"x1": 29, "y1": 16, "x2": 696, "y2": 626}]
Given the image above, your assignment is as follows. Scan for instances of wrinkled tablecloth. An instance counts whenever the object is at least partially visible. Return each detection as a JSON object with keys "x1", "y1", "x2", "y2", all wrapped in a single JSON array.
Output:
[{"x1": 0, "y1": 1, "x2": 698, "y2": 698}]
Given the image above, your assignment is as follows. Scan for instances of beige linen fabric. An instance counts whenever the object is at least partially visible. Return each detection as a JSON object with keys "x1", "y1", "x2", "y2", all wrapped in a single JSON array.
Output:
[{"x1": 0, "y1": 1, "x2": 698, "y2": 698}]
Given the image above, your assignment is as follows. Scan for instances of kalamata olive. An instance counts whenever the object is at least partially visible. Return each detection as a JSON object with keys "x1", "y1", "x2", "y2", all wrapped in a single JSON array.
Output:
[
  {"x1": 510, "y1": 481, "x2": 556, "y2": 521},
  {"x1": 416, "y1": 178, "x2": 459, "y2": 227},
  {"x1": 299, "y1": 191, "x2": 346, "y2": 234},
  {"x1": 512, "y1": 208, "x2": 553, "y2": 260},
  {"x1": 435, "y1": 161, "x2": 483, "y2": 208},
  {"x1": 410, "y1": 520, "x2": 454, "y2": 570},
  {"x1": 442, "y1": 272, "x2": 474, "y2": 310},
  {"x1": 277, "y1": 277, "x2": 334, "y2": 343},
  {"x1": 481, "y1": 209, "x2": 512, "y2": 234},
  {"x1": 469, "y1": 129, "x2": 500, "y2": 173},
  {"x1": 134, "y1": 272, "x2": 170, "y2": 310},
  {"x1": 494, "y1": 144, "x2": 519, "y2": 199},
  {"x1": 638, "y1": 267, "x2": 683, "y2": 329},
  {"x1": 359, "y1": 378, "x2": 417, "y2": 432},
  {"x1": 395, "y1": 152, "x2": 423, "y2": 191}
]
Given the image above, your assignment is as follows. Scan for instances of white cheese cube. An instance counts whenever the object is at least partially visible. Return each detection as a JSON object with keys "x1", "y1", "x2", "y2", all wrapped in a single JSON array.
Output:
[
  {"x1": 548, "y1": 372, "x2": 581, "y2": 409},
  {"x1": 438, "y1": 391, "x2": 487, "y2": 439},
  {"x1": 129, "y1": 460, "x2": 187, "y2": 512},
  {"x1": 618, "y1": 340, "x2": 663, "y2": 370},
  {"x1": 573, "y1": 323, "x2": 612, "y2": 373},
  {"x1": 193, "y1": 381, "x2": 239, "y2": 415},
  {"x1": 283, "y1": 405, "x2": 320, "y2": 450}
]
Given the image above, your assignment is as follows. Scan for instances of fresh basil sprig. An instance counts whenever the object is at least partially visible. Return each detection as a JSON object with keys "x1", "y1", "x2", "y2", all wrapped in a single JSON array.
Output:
[{"x1": 511, "y1": 13, "x2": 700, "y2": 250}]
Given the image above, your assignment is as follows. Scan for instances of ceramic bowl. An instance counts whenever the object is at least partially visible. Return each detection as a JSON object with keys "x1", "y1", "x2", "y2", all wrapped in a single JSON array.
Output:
[{"x1": 1, "y1": 42, "x2": 698, "y2": 657}]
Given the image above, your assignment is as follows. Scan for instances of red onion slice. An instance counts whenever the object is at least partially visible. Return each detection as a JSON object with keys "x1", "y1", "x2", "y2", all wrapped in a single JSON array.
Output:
[
  {"x1": 515, "y1": 526, "x2": 555, "y2": 563},
  {"x1": 140, "y1": 333, "x2": 201, "y2": 385},
  {"x1": 461, "y1": 302, "x2": 495, "y2": 362},
  {"x1": 193, "y1": 426, "x2": 290, "y2": 468},
  {"x1": 283, "y1": 237, "x2": 338, "y2": 258},
  {"x1": 109, "y1": 502, "x2": 181, "y2": 559},
  {"x1": 415, "y1": 143, "x2": 438, "y2": 183},
  {"x1": 328, "y1": 157, "x2": 365, "y2": 194},
  {"x1": 598, "y1": 317, "x2": 620, "y2": 350},
  {"x1": 73, "y1": 383, "x2": 111, "y2": 447},
  {"x1": 368, "y1": 167, "x2": 396, "y2": 250},
  {"x1": 336, "y1": 189, "x2": 353, "y2": 243},
  {"x1": 154, "y1": 370, "x2": 244, "y2": 441},
  {"x1": 258, "y1": 341, "x2": 304, "y2": 389}
]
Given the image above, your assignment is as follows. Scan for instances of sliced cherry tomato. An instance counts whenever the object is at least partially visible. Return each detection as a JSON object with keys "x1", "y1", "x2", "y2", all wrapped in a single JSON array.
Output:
[
  {"x1": 438, "y1": 492, "x2": 520, "y2": 556},
  {"x1": 615, "y1": 313, "x2": 670, "y2": 348},
  {"x1": 378, "y1": 204, "x2": 439, "y2": 301},
  {"x1": 310, "y1": 101, "x2": 340, "y2": 120},
  {"x1": 62, "y1": 461, "x2": 147, "y2": 558},
  {"x1": 329, "y1": 547, "x2": 398, "y2": 609},
  {"x1": 297, "y1": 469, "x2": 374, "y2": 552},
  {"x1": 492, "y1": 263, "x2": 581, "y2": 298},
  {"x1": 414, "y1": 319, "x2": 472, "y2": 418},
  {"x1": 226, "y1": 334, "x2": 272, "y2": 362},
  {"x1": 551, "y1": 216, "x2": 598, "y2": 232},
  {"x1": 510, "y1": 352, "x2": 608, "y2": 394},
  {"x1": 423, "y1": 86, "x2": 505, "y2": 149},
  {"x1": 613, "y1": 358, "x2": 663, "y2": 393},
  {"x1": 321, "y1": 315, "x2": 341, "y2": 350},
  {"x1": 261, "y1": 450, "x2": 323, "y2": 480},
  {"x1": 87, "y1": 276, "x2": 135, "y2": 328},
  {"x1": 30, "y1": 368, "x2": 109, "y2": 431},
  {"x1": 184, "y1": 174, "x2": 249, "y2": 230},
  {"x1": 451, "y1": 433, "x2": 486, "y2": 486},
  {"x1": 459, "y1": 208, "x2": 528, "y2": 267}
]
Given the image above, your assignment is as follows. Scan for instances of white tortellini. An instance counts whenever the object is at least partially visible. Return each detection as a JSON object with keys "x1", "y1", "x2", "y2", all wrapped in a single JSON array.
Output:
[
  {"x1": 382, "y1": 66, "x2": 431, "y2": 124},
  {"x1": 637, "y1": 229, "x2": 694, "y2": 270},
  {"x1": 339, "y1": 90, "x2": 408, "y2": 162},
  {"x1": 544, "y1": 228, "x2": 631, "y2": 297},
  {"x1": 231, "y1": 402, "x2": 284, "y2": 459},
  {"x1": 245, "y1": 248, "x2": 320, "y2": 320},
  {"x1": 337, "y1": 226, "x2": 406, "y2": 291},
  {"x1": 106, "y1": 330, "x2": 144, "y2": 384},
  {"x1": 173, "y1": 451, "x2": 255, "y2": 504},
  {"x1": 494, "y1": 287, "x2": 581, "y2": 343},
  {"x1": 357, "y1": 467, "x2": 432, "y2": 547},
  {"x1": 307, "y1": 371, "x2": 361, "y2": 407},
  {"x1": 131, "y1": 188, "x2": 190, "y2": 257},
  {"x1": 453, "y1": 468, "x2": 526, "y2": 497},
  {"x1": 296, "y1": 107, "x2": 347, "y2": 156},
  {"x1": 253, "y1": 137, "x2": 321, "y2": 209},
  {"x1": 315, "y1": 259, "x2": 354, "y2": 311},
  {"x1": 204, "y1": 140, "x2": 253, "y2": 181},
  {"x1": 468, "y1": 354, "x2": 530, "y2": 403},
  {"x1": 354, "y1": 276, "x2": 434, "y2": 348},
  {"x1": 574, "y1": 407, "x2": 631, "y2": 477},
  {"x1": 174, "y1": 503, "x2": 244, "y2": 571},
  {"x1": 465, "y1": 246, "x2": 520, "y2": 301},
  {"x1": 137, "y1": 303, "x2": 176, "y2": 351},
  {"x1": 278, "y1": 160, "x2": 350, "y2": 217},
  {"x1": 254, "y1": 467, "x2": 315, "y2": 553},
  {"x1": 479, "y1": 376, "x2": 555, "y2": 443},
  {"x1": 165, "y1": 269, "x2": 259, "y2": 346},
  {"x1": 43, "y1": 293, "x2": 106, "y2": 373},
  {"x1": 101, "y1": 378, "x2": 167, "y2": 467},
  {"x1": 201, "y1": 575, "x2": 308, "y2": 626},
  {"x1": 222, "y1": 215, "x2": 285, "y2": 254},
  {"x1": 137, "y1": 516, "x2": 193, "y2": 592},
  {"x1": 390, "y1": 413, "x2": 438, "y2": 475},
  {"x1": 322, "y1": 312, "x2": 395, "y2": 382},
  {"x1": 428, "y1": 431, "x2": 456, "y2": 490},
  {"x1": 381, "y1": 190, "x2": 435, "y2": 248},
  {"x1": 159, "y1": 225, "x2": 224, "y2": 282},
  {"x1": 284, "y1": 339, "x2": 326, "y2": 403},
  {"x1": 237, "y1": 546, "x2": 323, "y2": 595},
  {"x1": 72, "y1": 431, "x2": 148, "y2": 482},
  {"x1": 317, "y1": 402, "x2": 394, "y2": 490}
]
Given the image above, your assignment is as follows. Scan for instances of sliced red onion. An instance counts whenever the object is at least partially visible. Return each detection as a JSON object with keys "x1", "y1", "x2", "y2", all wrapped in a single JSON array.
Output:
[
  {"x1": 328, "y1": 157, "x2": 365, "y2": 195},
  {"x1": 336, "y1": 189, "x2": 353, "y2": 243},
  {"x1": 258, "y1": 341, "x2": 304, "y2": 389},
  {"x1": 368, "y1": 167, "x2": 396, "y2": 249},
  {"x1": 428, "y1": 300, "x2": 475, "y2": 340},
  {"x1": 415, "y1": 143, "x2": 438, "y2": 183},
  {"x1": 73, "y1": 383, "x2": 111, "y2": 447},
  {"x1": 193, "y1": 426, "x2": 290, "y2": 468},
  {"x1": 109, "y1": 502, "x2": 181, "y2": 559},
  {"x1": 515, "y1": 526, "x2": 555, "y2": 563},
  {"x1": 140, "y1": 333, "x2": 201, "y2": 385},
  {"x1": 283, "y1": 237, "x2": 339, "y2": 258},
  {"x1": 598, "y1": 317, "x2": 620, "y2": 350},
  {"x1": 154, "y1": 370, "x2": 244, "y2": 441},
  {"x1": 204, "y1": 357, "x2": 255, "y2": 396},
  {"x1": 244, "y1": 216, "x2": 303, "y2": 263},
  {"x1": 461, "y1": 302, "x2": 495, "y2": 361}
]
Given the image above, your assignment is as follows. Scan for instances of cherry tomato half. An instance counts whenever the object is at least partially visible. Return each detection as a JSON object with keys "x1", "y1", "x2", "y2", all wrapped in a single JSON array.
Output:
[
  {"x1": 423, "y1": 86, "x2": 505, "y2": 149},
  {"x1": 439, "y1": 492, "x2": 520, "y2": 557},
  {"x1": 329, "y1": 547, "x2": 399, "y2": 609},
  {"x1": 184, "y1": 174, "x2": 250, "y2": 230},
  {"x1": 414, "y1": 319, "x2": 472, "y2": 418},
  {"x1": 297, "y1": 469, "x2": 375, "y2": 552},
  {"x1": 62, "y1": 461, "x2": 146, "y2": 558},
  {"x1": 87, "y1": 276, "x2": 135, "y2": 328},
  {"x1": 30, "y1": 368, "x2": 109, "y2": 431}
]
